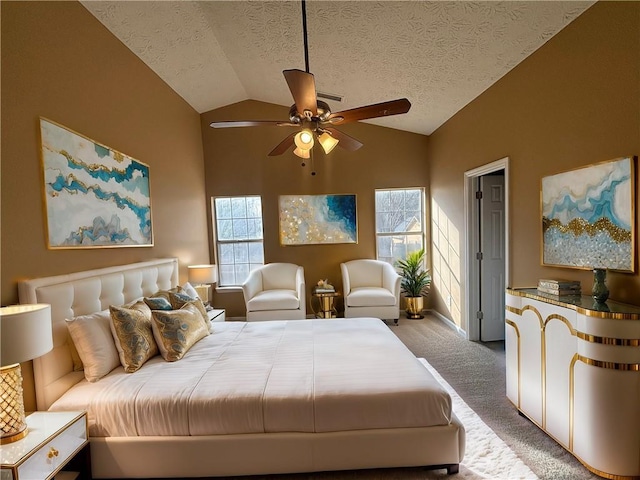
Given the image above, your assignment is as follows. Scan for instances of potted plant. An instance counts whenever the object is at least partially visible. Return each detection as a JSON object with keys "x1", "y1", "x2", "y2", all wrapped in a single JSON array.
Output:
[{"x1": 396, "y1": 248, "x2": 431, "y2": 319}]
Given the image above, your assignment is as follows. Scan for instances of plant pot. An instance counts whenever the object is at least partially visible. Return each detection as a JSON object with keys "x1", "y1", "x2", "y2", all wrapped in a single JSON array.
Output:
[{"x1": 405, "y1": 296, "x2": 424, "y2": 319}]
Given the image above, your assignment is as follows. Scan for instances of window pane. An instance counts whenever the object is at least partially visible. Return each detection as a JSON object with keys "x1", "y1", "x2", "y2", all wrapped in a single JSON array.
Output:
[
  {"x1": 246, "y1": 197, "x2": 262, "y2": 218},
  {"x1": 247, "y1": 218, "x2": 263, "y2": 240},
  {"x1": 219, "y1": 264, "x2": 236, "y2": 285},
  {"x1": 406, "y1": 210, "x2": 422, "y2": 231},
  {"x1": 375, "y1": 190, "x2": 390, "y2": 212},
  {"x1": 217, "y1": 219, "x2": 234, "y2": 241},
  {"x1": 233, "y1": 242, "x2": 249, "y2": 264},
  {"x1": 376, "y1": 212, "x2": 393, "y2": 233},
  {"x1": 215, "y1": 198, "x2": 232, "y2": 219},
  {"x1": 390, "y1": 190, "x2": 405, "y2": 211},
  {"x1": 406, "y1": 189, "x2": 421, "y2": 211},
  {"x1": 377, "y1": 236, "x2": 393, "y2": 260},
  {"x1": 248, "y1": 242, "x2": 264, "y2": 263},
  {"x1": 218, "y1": 243, "x2": 235, "y2": 264},
  {"x1": 235, "y1": 263, "x2": 250, "y2": 285},
  {"x1": 231, "y1": 197, "x2": 247, "y2": 218},
  {"x1": 232, "y1": 218, "x2": 248, "y2": 240}
]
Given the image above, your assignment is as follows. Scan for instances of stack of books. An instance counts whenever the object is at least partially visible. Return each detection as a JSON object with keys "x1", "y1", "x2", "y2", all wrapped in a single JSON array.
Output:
[{"x1": 537, "y1": 279, "x2": 581, "y2": 296}]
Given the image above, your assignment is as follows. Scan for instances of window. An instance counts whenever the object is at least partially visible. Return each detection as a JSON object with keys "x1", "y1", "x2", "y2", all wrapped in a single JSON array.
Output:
[
  {"x1": 212, "y1": 196, "x2": 264, "y2": 287},
  {"x1": 375, "y1": 188, "x2": 425, "y2": 265}
]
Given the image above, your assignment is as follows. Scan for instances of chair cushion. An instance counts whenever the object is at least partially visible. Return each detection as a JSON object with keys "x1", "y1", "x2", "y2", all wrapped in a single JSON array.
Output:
[
  {"x1": 346, "y1": 287, "x2": 396, "y2": 307},
  {"x1": 247, "y1": 289, "x2": 300, "y2": 311},
  {"x1": 261, "y1": 264, "x2": 300, "y2": 290},
  {"x1": 346, "y1": 261, "x2": 384, "y2": 289}
]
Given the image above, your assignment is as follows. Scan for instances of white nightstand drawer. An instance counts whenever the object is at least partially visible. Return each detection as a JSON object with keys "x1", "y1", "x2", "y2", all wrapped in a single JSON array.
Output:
[{"x1": 1, "y1": 412, "x2": 88, "y2": 480}]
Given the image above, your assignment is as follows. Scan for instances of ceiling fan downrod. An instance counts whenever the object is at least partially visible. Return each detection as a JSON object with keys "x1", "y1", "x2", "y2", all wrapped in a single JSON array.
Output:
[{"x1": 301, "y1": 0, "x2": 310, "y2": 74}]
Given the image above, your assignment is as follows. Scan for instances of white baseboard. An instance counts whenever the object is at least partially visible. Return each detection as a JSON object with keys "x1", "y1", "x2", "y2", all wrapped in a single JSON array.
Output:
[{"x1": 426, "y1": 309, "x2": 468, "y2": 339}]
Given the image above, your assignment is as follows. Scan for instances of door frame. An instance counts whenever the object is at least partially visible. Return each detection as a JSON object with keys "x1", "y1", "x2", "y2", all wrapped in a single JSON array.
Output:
[{"x1": 463, "y1": 157, "x2": 510, "y2": 341}]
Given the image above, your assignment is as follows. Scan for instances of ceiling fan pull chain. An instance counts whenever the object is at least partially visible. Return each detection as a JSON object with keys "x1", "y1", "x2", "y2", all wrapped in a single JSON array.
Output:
[{"x1": 301, "y1": 0, "x2": 310, "y2": 74}]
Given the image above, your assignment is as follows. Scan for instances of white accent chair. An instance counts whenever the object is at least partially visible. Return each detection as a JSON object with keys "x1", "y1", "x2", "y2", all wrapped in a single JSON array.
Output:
[
  {"x1": 242, "y1": 263, "x2": 306, "y2": 321},
  {"x1": 340, "y1": 259, "x2": 401, "y2": 325}
]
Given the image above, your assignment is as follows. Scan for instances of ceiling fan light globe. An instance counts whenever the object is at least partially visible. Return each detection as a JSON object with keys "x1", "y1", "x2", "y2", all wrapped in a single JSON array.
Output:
[
  {"x1": 318, "y1": 132, "x2": 339, "y2": 154},
  {"x1": 293, "y1": 147, "x2": 310, "y2": 159},
  {"x1": 294, "y1": 130, "x2": 314, "y2": 149}
]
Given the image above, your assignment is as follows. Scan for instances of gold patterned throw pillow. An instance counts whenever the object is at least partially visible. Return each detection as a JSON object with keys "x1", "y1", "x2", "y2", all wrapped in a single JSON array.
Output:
[
  {"x1": 151, "y1": 303, "x2": 209, "y2": 362},
  {"x1": 167, "y1": 292, "x2": 210, "y2": 329},
  {"x1": 109, "y1": 301, "x2": 158, "y2": 373}
]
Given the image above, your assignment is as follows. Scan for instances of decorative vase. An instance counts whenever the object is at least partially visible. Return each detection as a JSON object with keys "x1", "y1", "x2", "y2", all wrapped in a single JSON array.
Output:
[
  {"x1": 592, "y1": 268, "x2": 609, "y2": 303},
  {"x1": 405, "y1": 296, "x2": 424, "y2": 319}
]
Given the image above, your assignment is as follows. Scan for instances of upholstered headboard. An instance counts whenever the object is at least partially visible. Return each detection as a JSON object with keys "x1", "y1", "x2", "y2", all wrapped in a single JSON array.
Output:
[{"x1": 18, "y1": 258, "x2": 179, "y2": 410}]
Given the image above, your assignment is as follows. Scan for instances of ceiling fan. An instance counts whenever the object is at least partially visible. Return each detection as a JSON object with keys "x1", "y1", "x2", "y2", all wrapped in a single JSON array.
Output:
[{"x1": 209, "y1": 0, "x2": 411, "y2": 169}]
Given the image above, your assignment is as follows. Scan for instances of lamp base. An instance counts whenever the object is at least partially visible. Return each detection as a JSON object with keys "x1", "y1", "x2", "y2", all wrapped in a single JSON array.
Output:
[
  {"x1": 0, "y1": 364, "x2": 28, "y2": 444},
  {"x1": 194, "y1": 284, "x2": 210, "y2": 304}
]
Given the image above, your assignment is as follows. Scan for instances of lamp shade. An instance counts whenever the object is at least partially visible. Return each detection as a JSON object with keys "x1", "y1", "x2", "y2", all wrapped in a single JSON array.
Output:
[
  {"x1": 0, "y1": 304, "x2": 53, "y2": 366},
  {"x1": 318, "y1": 132, "x2": 339, "y2": 154},
  {"x1": 293, "y1": 147, "x2": 310, "y2": 159},
  {"x1": 188, "y1": 265, "x2": 218, "y2": 285}
]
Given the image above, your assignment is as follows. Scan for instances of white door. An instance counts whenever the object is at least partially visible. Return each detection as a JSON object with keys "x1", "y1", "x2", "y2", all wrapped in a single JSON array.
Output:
[{"x1": 479, "y1": 174, "x2": 505, "y2": 341}]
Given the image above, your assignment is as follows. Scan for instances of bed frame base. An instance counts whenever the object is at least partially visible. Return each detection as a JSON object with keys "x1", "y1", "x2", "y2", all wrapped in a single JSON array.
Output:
[{"x1": 90, "y1": 417, "x2": 465, "y2": 479}]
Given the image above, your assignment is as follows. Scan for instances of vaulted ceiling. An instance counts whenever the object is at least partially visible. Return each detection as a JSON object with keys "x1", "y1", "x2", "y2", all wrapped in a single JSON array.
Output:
[{"x1": 82, "y1": 1, "x2": 594, "y2": 136}]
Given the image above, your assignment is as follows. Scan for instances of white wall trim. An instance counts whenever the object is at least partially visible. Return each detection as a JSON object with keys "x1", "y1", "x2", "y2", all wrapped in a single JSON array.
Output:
[
  {"x1": 463, "y1": 157, "x2": 510, "y2": 341},
  {"x1": 426, "y1": 309, "x2": 467, "y2": 338}
]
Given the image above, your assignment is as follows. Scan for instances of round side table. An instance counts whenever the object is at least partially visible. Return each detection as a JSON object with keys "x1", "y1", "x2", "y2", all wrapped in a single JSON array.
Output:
[{"x1": 311, "y1": 290, "x2": 341, "y2": 318}]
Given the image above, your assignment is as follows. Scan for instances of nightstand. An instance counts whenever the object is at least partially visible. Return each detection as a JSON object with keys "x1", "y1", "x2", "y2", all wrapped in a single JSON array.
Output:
[
  {"x1": 0, "y1": 411, "x2": 90, "y2": 480},
  {"x1": 207, "y1": 308, "x2": 226, "y2": 322}
]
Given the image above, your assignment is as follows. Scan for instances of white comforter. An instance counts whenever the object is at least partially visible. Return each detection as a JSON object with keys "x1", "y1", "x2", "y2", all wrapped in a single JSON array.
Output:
[{"x1": 51, "y1": 318, "x2": 452, "y2": 437}]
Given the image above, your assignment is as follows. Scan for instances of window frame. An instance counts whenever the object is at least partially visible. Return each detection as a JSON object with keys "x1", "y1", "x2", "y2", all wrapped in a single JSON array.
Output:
[
  {"x1": 211, "y1": 195, "x2": 265, "y2": 288},
  {"x1": 374, "y1": 187, "x2": 426, "y2": 266}
]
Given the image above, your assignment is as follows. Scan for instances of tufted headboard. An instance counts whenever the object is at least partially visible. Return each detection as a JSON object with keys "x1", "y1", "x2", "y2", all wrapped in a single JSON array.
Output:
[{"x1": 18, "y1": 258, "x2": 179, "y2": 410}]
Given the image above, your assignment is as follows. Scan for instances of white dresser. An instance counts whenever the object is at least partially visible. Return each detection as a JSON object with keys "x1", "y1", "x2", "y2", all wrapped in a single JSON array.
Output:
[{"x1": 505, "y1": 288, "x2": 640, "y2": 479}]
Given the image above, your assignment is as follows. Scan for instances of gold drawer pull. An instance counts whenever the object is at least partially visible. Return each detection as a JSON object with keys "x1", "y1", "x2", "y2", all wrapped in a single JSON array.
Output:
[{"x1": 47, "y1": 447, "x2": 59, "y2": 459}]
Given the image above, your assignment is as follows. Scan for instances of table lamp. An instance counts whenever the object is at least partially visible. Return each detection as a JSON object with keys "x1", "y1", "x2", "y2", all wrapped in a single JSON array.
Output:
[
  {"x1": 1, "y1": 304, "x2": 53, "y2": 444},
  {"x1": 188, "y1": 265, "x2": 218, "y2": 305}
]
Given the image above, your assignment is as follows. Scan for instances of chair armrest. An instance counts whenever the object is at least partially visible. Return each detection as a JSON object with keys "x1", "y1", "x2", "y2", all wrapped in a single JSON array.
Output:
[
  {"x1": 295, "y1": 267, "x2": 306, "y2": 305},
  {"x1": 241, "y1": 269, "x2": 263, "y2": 303},
  {"x1": 340, "y1": 263, "x2": 351, "y2": 295},
  {"x1": 382, "y1": 264, "x2": 401, "y2": 300}
]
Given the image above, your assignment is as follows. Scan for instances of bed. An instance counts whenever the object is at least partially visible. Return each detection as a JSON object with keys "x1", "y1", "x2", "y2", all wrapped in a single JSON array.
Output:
[{"x1": 19, "y1": 258, "x2": 465, "y2": 479}]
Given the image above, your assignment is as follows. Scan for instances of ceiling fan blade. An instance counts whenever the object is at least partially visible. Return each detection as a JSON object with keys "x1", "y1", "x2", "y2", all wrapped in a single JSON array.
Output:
[
  {"x1": 283, "y1": 69, "x2": 317, "y2": 117},
  {"x1": 210, "y1": 120, "x2": 298, "y2": 128},
  {"x1": 268, "y1": 132, "x2": 297, "y2": 156},
  {"x1": 328, "y1": 98, "x2": 411, "y2": 125},
  {"x1": 325, "y1": 127, "x2": 363, "y2": 152}
]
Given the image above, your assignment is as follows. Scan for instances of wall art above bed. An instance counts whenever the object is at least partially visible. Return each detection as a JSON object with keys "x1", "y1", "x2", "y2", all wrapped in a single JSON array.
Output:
[
  {"x1": 541, "y1": 156, "x2": 635, "y2": 272},
  {"x1": 39, "y1": 118, "x2": 153, "y2": 248},
  {"x1": 279, "y1": 194, "x2": 357, "y2": 245}
]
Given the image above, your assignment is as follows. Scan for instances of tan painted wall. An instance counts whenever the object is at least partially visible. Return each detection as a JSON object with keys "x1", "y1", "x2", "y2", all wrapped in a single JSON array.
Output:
[
  {"x1": 201, "y1": 100, "x2": 429, "y2": 317},
  {"x1": 1, "y1": 2, "x2": 210, "y2": 409},
  {"x1": 427, "y1": 1, "x2": 640, "y2": 327}
]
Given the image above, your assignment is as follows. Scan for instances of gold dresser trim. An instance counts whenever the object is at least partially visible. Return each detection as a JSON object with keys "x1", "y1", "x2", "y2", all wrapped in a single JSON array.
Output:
[{"x1": 504, "y1": 319, "x2": 521, "y2": 409}]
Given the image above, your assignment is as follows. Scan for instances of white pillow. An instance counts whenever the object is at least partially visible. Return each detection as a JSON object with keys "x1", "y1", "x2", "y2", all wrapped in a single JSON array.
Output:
[
  {"x1": 66, "y1": 310, "x2": 120, "y2": 382},
  {"x1": 181, "y1": 282, "x2": 200, "y2": 300}
]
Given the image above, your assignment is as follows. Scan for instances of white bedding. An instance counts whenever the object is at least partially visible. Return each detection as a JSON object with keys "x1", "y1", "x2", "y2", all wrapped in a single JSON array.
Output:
[{"x1": 51, "y1": 318, "x2": 452, "y2": 438}]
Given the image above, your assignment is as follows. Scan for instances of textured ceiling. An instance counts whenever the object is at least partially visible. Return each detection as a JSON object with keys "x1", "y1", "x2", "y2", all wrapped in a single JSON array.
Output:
[{"x1": 82, "y1": 1, "x2": 594, "y2": 136}]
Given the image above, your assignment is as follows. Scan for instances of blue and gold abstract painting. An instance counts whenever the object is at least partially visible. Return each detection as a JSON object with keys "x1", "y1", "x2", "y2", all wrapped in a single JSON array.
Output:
[
  {"x1": 541, "y1": 156, "x2": 634, "y2": 272},
  {"x1": 40, "y1": 118, "x2": 153, "y2": 248},
  {"x1": 279, "y1": 194, "x2": 357, "y2": 245}
]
